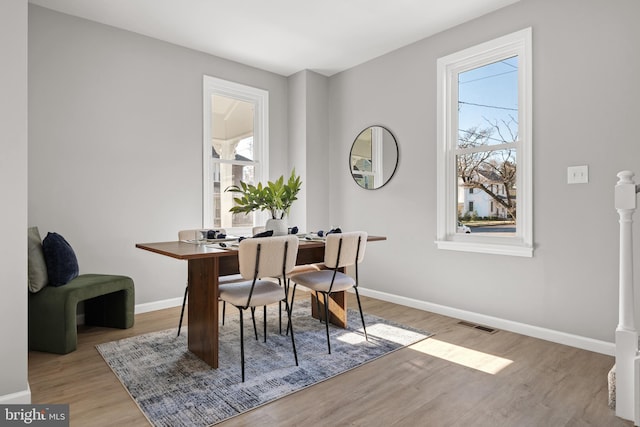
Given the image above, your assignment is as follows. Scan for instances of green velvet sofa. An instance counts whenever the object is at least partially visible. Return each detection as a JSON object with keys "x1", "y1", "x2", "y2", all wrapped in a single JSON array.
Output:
[
  {"x1": 28, "y1": 273, "x2": 135, "y2": 354},
  {"x1": 27, "y1": 227, "x2": 135, "y2": 354}
]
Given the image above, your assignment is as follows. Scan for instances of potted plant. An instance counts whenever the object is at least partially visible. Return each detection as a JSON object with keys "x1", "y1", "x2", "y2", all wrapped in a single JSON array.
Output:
[{"x1": 225, "y1": 169, "x2": 302, "y2": 235}]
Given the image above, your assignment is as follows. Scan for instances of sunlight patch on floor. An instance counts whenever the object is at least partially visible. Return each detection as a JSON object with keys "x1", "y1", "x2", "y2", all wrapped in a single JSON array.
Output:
[
  {"x1": 410, "y1": 338, "x2": 513, "y2": 374},
  {"x1": 336, "y1": 331, "x2": 367, "y2": 344},
  {"x1": 336, "y1": 323, "x2": 426, "y2": 345}
]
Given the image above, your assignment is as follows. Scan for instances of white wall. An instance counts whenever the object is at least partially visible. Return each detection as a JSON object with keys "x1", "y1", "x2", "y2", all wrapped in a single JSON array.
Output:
[
  {"x1": 0, "y1": 0, "x2": 29, "y2": 404},
  {"x1": 305, "y1": 71, "x2": 330, "y2": 232},
  {"x1": 28, "y1": 5, "x2": 290, "y2": 306},
  {"x1": 328, "y1": 0, "x2": 640, "y2": 346},
  {"x1": 287, "y1": 71, "x2": 307, "y2": 232},
  {"x1": 288, "y1": 70, "x2": 331, "y2": 233}
]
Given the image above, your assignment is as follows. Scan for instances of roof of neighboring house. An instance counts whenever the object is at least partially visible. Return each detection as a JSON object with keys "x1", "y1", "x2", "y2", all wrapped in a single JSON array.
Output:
[{"x1": 477, "y1": 169, "x2": 503, "y2": 183}]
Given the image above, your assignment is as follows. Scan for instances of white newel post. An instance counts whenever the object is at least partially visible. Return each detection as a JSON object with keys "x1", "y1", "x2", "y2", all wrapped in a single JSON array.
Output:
[{"x1": 615, "y1": 170, "x2": 640, "y2": 423}]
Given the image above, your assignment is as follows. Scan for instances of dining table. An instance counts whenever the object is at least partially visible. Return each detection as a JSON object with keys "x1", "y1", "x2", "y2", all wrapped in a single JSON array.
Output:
[{"x1": 136, "y1": 234, "x2": 386, "y2": 368}]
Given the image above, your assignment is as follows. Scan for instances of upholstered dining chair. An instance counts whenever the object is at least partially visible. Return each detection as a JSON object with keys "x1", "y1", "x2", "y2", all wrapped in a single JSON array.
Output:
[
  {"x1": 253, "y1": 225, "x2": 306, "y2": 334},
  {"x1": 176, "y1": 229, "x2": 244, "y2": 337},
  {"x1": 289, "y1": 231, "x2": 368, "y2": 354},
  {"x1": 218, "y1": 234, "x2": 299, "y2": 382}
]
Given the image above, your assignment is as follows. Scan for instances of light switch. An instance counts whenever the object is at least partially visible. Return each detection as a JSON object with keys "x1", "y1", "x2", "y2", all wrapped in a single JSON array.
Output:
[{"x1": 567, "y1": 165, "x2": 589, "y2": 184}]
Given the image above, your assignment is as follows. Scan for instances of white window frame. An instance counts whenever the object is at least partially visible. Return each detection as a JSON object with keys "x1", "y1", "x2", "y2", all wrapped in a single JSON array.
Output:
[
  {"x1": 436, "y1": 28, "x2": 533, "y2": 257},
  {"x1": 202, "y1": 75, "x2": 269, "y2": 230}
]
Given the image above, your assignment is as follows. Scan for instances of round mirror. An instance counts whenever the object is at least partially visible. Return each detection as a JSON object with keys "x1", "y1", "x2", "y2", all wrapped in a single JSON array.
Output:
[{"x1": 350, "y1": 126, "x2": 399, "y2": 189}]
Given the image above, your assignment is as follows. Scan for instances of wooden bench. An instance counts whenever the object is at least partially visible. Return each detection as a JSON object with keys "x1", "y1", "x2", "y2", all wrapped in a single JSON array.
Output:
[{"x1": 28, "y1": 274, "x2": 134, "y2": 354}]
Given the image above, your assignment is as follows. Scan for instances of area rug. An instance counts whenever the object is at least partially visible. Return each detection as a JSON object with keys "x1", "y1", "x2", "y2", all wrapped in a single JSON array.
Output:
[{"x1": 97, "y1": 299, "x2": 431, "y2": 426}]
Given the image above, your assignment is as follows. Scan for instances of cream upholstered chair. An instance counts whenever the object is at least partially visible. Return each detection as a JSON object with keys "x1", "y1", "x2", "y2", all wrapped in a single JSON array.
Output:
[
  {"x1": 290, "y1": 231, "x2": 368, "y2": 354},
  {"x1": 253, "y1": 225, "x2": 305, "y2": 333},
  {"x1": 218, "y1": 234, "x2": 299, "y2": 382},
  {"x1": 176, "y1": 229, "x2": 244, "y2": 337}
]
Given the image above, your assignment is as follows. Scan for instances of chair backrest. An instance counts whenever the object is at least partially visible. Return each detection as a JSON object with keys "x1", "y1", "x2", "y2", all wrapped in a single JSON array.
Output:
[
  {"x1": 324, "y1": 231, "x2": 367, "y2": 269},
  {"x1": 178, "y1": 229, "x2": 226, "y2": 240},
  {"x1": 238, "y1": 235, "x2": 299, "y2": 281}
]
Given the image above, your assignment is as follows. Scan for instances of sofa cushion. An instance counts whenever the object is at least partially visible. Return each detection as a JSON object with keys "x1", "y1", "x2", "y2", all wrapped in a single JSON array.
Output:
[
  {"x1": 28, "y1": 226, "x2": 49, "y2": 293},
  {"x1": 42, "y1": 232, "x2": 79, "y2": 287}
]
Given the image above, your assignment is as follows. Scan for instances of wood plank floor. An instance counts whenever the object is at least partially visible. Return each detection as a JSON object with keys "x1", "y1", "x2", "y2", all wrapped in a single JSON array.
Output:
[{"x1": 28, "y1": 293, "x2": 631, "y2": 426}]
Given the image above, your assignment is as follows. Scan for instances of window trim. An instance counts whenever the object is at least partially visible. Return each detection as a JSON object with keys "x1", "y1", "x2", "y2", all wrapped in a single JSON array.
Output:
[
  {"x1": 202, "y1": 75, "x2": 269, "y2": 229},
  {"x1": 436, "y1": 28, "x2": 533, "y2": 257}
]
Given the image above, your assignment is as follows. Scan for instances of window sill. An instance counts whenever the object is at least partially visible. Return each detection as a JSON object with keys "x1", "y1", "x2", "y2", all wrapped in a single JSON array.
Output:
[{"x1": 435, "y1": 239, "x2": 533, "y2": 257}]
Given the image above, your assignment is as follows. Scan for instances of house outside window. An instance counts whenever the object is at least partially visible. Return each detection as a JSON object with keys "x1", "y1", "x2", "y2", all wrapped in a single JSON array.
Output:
[{"x1": 436, "y1": 28, "x2": 532, "y2": 257}]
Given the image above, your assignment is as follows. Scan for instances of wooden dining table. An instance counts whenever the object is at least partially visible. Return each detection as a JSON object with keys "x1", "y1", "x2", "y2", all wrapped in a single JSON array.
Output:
[{"x1": 136, "y1": 235, "x2": 386, "y2": 368}]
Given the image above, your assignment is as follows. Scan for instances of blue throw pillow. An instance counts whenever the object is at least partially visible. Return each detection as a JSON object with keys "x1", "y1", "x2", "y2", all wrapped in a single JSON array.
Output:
[{"x1": 42, "y1": 232, "x2": 79, "y2": 287}]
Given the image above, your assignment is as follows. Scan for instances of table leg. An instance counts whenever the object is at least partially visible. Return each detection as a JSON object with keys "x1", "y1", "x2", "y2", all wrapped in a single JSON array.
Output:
[
  {"x1": 187, "y1": 257, "x2": 219, "y2": 368},
  {"x1": 310, "y1": 291, "x2": 347, "y2": 328}
]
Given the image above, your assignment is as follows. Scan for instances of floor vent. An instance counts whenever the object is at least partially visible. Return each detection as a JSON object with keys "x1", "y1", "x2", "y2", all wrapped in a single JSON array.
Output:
[{"x1": 457, "y1": 321, "x2": 498, "y2": 334}]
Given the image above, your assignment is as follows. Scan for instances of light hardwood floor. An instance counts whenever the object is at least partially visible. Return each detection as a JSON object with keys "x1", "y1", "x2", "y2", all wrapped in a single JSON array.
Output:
[{"x1": 29, "y1": 293, "x2": 631, "y2": 426}]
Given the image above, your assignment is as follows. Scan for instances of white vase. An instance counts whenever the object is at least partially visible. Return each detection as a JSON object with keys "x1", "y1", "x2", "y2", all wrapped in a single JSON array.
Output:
[{"x1": 265, "y1": 218, "x2": 288, "y2": 236}]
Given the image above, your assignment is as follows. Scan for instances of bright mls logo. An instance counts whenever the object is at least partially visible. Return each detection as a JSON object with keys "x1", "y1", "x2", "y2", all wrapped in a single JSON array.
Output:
[{"x1": 1, "y1": 405, "x2": 68, "y2": 426}]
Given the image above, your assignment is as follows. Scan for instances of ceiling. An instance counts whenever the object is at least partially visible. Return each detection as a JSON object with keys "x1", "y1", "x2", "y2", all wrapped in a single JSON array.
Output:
[{"x1": 28, "y1": 0, "x2": 519, "y2": 77}]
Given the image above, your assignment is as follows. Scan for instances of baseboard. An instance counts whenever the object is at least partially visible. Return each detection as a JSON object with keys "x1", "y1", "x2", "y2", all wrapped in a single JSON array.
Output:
[
  {"x1": 128, "y1": 287, "x2": 615, "y2": 356},
  {"x1": 0, "y1": 385, "x2": 31, "y2": 404},
  {"x1": 135, "y1": 297, "x2": 183, "y2": 314},
  {"x1": 356, "y1": 287, "x2": 615, "y2": 356}
]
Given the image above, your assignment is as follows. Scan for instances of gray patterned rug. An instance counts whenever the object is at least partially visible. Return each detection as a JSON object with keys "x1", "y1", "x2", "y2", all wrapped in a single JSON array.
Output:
[{"x1": 97, "y1": 299, "x2": 431, "y2": 426}]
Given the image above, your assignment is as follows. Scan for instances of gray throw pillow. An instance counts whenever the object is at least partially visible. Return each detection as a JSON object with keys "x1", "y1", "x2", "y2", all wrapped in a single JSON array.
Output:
[{"x1": 28, "y1": 226, "x2": 49, "y2": 293}]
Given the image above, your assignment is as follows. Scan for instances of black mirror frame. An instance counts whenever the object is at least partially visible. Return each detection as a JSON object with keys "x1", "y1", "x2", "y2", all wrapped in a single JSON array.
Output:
[{"x1": 349, "y1": 125, "x2": 399, "y2": 190}]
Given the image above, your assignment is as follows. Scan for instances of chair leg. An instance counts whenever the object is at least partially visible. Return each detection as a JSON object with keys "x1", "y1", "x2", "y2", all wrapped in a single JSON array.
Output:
[
  {"x1": 239, "y1": 308, "x2": 245, "y2": 382},
  {"x1": 323, "y1": 292, "x2": 331, "y2": 354},
  {"x1": 286, "y1": 284, "x2": 298, "y2": 336},
  {"x1": 282, "y1": 294, "x2": 292, "y2": 337},
  {"x1": 177, "y1": 285, "x2": 188, "y2": 337},
  {"x1": 284, "y1": 297, "x2": 298, "y2": 366},
  {"x1": 222, "y1": 301, "x2": 226, "y2": 325},
  {"x1": 282, "y1": 278, "x2": 292, "y2": 333},
  {"x1": 263, "y1": 305, "x2": 267, "y2": 343},
  {"x1": 290, "y1": 282, "x2": 297, "y2": 307},
  {"x1": 284, "y1": 278, "x2": 290, "y2": 301},
  {"x1": 354, "y1": 287, "x2": 368, "y2": 341},
  {"x1": 315, "y1": 291, "x2": 322, "y2": 323},
  {"x1": 251, "y1": 307, "x2": 258, "y2": 340},
  {"x1": 278, "y1": 278, "x2": 283, "y2": 334}
]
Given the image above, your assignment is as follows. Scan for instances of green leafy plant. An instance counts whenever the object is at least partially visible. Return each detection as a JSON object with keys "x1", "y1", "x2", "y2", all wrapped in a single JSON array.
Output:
[{"x1": 225, "y1": 169, "x2": 302, "y2": 219}]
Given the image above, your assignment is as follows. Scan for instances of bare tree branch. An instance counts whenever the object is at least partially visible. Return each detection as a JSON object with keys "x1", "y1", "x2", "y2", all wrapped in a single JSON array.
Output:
[{"x1": 457, "y1": 122, "x2": 517, "y2": 220}]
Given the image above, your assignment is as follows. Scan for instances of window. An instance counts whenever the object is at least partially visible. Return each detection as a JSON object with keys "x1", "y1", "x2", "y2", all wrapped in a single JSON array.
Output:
[
  {"x1": 203, "y1": 76, "x2": 269, "y2": 234},
  {"x1": 436, "y1": 28, "x2": 532, "y2": 257}
]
